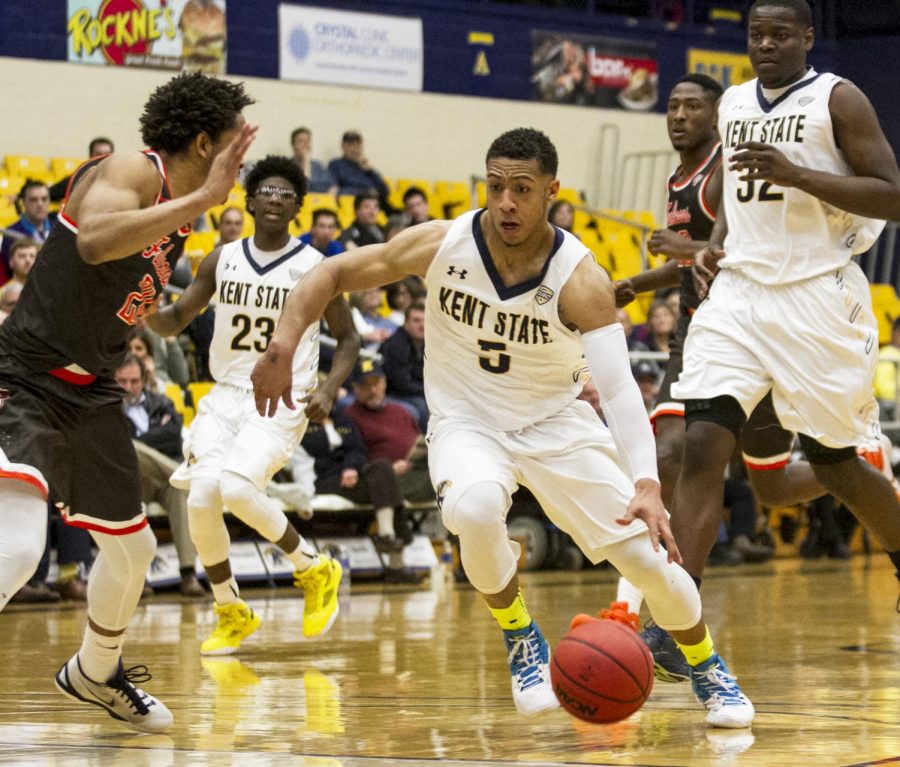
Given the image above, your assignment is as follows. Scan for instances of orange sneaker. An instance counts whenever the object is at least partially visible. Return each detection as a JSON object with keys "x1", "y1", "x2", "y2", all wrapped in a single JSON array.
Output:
[{"x1": 569, "y1": 601, "x2": 639, "y2": 632}]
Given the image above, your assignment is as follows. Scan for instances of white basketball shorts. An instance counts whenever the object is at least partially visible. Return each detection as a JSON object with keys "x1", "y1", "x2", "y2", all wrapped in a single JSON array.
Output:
[
  {"x1": 171, "y1": 382, "x2": 309, "y2": 491},
  {"x1": 672, "y1": 263, "x2": 881, "y2": 449},
  {"x1": 427, "y1": 399, "x2": 649, "y2": 563}
]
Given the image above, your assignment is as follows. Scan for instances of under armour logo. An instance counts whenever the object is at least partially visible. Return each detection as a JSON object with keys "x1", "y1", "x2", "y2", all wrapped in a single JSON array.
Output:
[{"x1": 448, "y1": 266, "x2": 467, "y2": 279}]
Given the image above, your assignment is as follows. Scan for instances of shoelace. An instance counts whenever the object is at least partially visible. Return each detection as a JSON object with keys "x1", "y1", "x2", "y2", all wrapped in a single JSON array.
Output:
[
  {"x1": 507, "y1": 632, "x2": 546, "y2": 692},
  {"x1": 297, "y1": 566, "x2": 323, "y2": 613},
  {"x1": 107, "y1": 665, "x2": 153, "y2": 715},
  {"x1": 696, "y1": 664, "x2": 743, "y2": 704},
  {"x1": 216, "y1": 605, "x2": 251, "y2": 638}
]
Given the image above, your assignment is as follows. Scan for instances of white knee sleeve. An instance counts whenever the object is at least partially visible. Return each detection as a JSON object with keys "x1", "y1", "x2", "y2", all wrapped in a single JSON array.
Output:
[
  {"x1": 0, "y1": 481, "x2": 47, "y2": 610},
  {"x1": 600, "y1": 535, "x2": 702, "y2": 631},
  {"x1": 187, "y1": 478, "x2": 230, "y2": 567},
  {"x1": 88, "y1": 524, "x2": 158, "y2": 631},
  {"x1": 444, "y1": 482, "x2": 514, "y2": 595},
  {"x1": 220, "y1": 471, "x2": 289, "y2": 543}
]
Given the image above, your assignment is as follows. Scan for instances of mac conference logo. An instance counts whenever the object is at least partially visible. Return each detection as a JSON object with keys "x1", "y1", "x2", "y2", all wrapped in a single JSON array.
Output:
[{"x1": 289, "y1": 26, "x2": 311, "y2": 61}]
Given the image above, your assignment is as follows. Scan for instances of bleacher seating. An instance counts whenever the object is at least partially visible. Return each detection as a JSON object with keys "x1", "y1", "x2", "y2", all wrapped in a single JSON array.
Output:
[
  {"x1": 4, "y1": 155, "x2": 51, "y2": 182},
  {"x1": 871, "y1": 283, "x2": 900, "y2": 344}
]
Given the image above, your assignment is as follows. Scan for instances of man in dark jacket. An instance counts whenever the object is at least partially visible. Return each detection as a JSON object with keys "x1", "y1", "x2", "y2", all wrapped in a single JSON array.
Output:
[
  {"x1": 379, "y1": 301, "x2": 427, "y2": 432},
  {"x1": 115, "y1": 354, "x2": 204, "y2": 596}
]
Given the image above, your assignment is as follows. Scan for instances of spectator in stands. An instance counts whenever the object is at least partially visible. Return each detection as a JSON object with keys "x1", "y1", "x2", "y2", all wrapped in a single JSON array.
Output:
[
  {"x1": 548, "y1": 199, "x2": 575, "y2": 233},
  {"x1": 615, "y1": 307, "x2": 649, "y2": 353},
  {"x1": 300, "y1": 410, "x2": 418, "y2": 581},
  {"x1": 577, "y1": 379, "x2": 603, "y2": 418},
  {"x1": 217, "y1": 206, "x2": 245, "y2": 245},
  {"x1": 403, "y1": 186, "x2": 432, "y2": 225},
  {"x1": 349, "y1": 288, "x2": 396, "y2": 350},
  {"x1": 115, "y1": 354, "x2": 204, "y2": 596},
  {"x1": 379, "y1": 301, "x2": 427, "y2": 432},
  {"x1": 339, "y1": 192, "x2": 385, "y2": 250},
  {"x1": 638, "y1": 298, "x2": 675, "y2": 355},
  {"x1": 385, "y1": 281, "x2": 413, "y2": 327},
  {"x1": 128, "y1": 327, "x2": 190, "y2": 391},
  {"x1": 7, "y1": 238, "x2": 38, "y2": 286},
  {"x1": 48, "y1": 136, "x2": 114, "y2": 203},
  {"x1": 291, "y1": 127, "x2": 336, "y2": 195},
  {"x1": 0, "y1": 281, "x2": 23, "y2": 322},
  {"x1": 875, "y1": 317, "x2": 900, "y2": 421},
  {"x1": 344, "y1": 360, "x2": 434, "y2": 581},
  {"x1": 661, "y1": 286, "x2": 681, "y2": 321},
  {"x1": 327, "y1": 130, "x2": 391, "y2": 206},
  {"x1": 0, "y1": 180, "x2": 54, "y2": 284},
  {"x1": 632, "y1": 359, "x2": 660, "y2": 413},
  {"x1": 301, "y1": 208, "x2": 345, "y2": 257}
]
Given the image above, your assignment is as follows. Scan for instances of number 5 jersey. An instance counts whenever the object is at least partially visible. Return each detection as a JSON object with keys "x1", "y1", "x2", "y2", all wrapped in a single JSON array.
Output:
[
  {"x1": 423, "y1": 209, "x2": 591, "y2": 432},
  {"x1": 209, "y1": 236, "x2": 323, "y2": 393}
]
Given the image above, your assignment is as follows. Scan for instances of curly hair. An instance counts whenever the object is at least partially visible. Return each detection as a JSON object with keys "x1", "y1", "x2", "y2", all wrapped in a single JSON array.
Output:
[
  {"x1": 750, "y1": 0, "x2": 812, "y2": 27},
  {"x1": 140, "y1": 72, "x2": 254, "y2": 154},
  {"x1": 486, "y1": 128, "x2": 558, "y2": 177},
  {"x1": 674, "y1": 73, "x2": 724, "y2": 102},
  {"x1": 244, "y1": 155, "x2": 307, "y2": 209}
]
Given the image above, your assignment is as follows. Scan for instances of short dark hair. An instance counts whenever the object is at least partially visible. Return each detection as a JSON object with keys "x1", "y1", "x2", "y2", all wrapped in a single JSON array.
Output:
[
  {"x1": 354, "y1": 190, "x2": 379, "y2": 211},
  {"x1": 139, "y1": 72, "x2": 254, "y2": 154},
  {"x1": 404, "y1": 300, "x2": 426, "y2": 321},
  {"x1": 673, "y1": 73, "x2": 724, "y2": 102},
  {"x1": 118, "y1": 353, "x2": 146, "y2": 378},
  {"x1": 18, "y1": 178, "x2": 48, "y2": 201},
  {"x1": 402, "y1": 186, "x2": 428, "y2": 205},
  {"x1": 291, "y1": 127, "x2": 311, "y2": 144},
  {"x1": 219, "y1": 205, "x2": 243, "y2": 221},
  {"x1": 342, "y1": 130, "x2": 362, "y2": 143},
  {"x1": 244, "y1": 155, "x2": 307, "y2": 209},
  {"x1": 9, "y1": 238, "x2": 39, "y2": 259},
  {"x1": 88, "y1": 136, "x2": 114, "y2": 155},
  {"x1": 486, "y1": 128, "x2": 558, "y2": 177},
  {"x1": 749, "y1": 0, "x2": 813, "y2": 27},
  {"x1": 312, "y1": 208, "x2": 338, "y2": 226}
]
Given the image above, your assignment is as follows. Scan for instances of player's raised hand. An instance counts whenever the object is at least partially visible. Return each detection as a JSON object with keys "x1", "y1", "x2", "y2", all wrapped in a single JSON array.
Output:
[
  {"x1": 251, "y1": 340, "x2": 295, "y2": 417},
  {"x1": 615, "y1": 479, "x2": 682, "y2": 564},
  {"x1": 692, "y1": 244, "x2": 724, "y2": 300},
  {"x1": 648, "y1": 228, "x2": 688, "y2": 259},
  {"x1": 203, "y1": 122, "x2": 258, "y2": 205},
  {"x1": 731, "y1": 141, "x2": 798, "y2": 187},
  {"x1": 614, "y1": 279, "x2": 636, "y2": 307}
]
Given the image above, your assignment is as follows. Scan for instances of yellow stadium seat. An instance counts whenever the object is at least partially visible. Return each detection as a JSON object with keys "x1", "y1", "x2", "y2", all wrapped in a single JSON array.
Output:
[
  {"x1": 5, "y1": 155, "x2": 51, "y2": 182},
  {"x1": 305, "y1": 192, "x2": 338, "y2": 214},
  {"x1": 50, "y1": 157, "x2": 84, "y2": 182},
  {"x1": 0, "y1": 172, "x2": 24, "y2": 198},
  {"x1": 336, "y1": 195, "x2": 356, "y2": 229},
  {"x1": 556, "y1": 187, "x2": 583, "y2": 205},
  {"x1": 433, "y1": 181, "x2": 471, "y2": 218},
  {"x1": 871, "y1": 284, "x2": 900, "y2": 345},
  {"x1": 0, "y1": 201, "x2": 18, "y2": 228},
  {"x1": 474, "y1": 180, "x2": 487, "y2": 208},
  {"x1": 187, "y1": 381, "x2": 215, "y2": 409},
  {"x1": 163, "y1": 383, "x2": 195, "y2": 425}
]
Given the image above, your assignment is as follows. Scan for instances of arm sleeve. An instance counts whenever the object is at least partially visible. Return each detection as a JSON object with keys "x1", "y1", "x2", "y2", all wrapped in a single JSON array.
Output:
[{"x1": 581, "y1": 323, "x2": 659, "y2": 484}]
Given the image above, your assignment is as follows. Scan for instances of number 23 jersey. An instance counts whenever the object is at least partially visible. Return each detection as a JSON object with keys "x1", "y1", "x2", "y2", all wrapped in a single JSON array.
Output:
[
  {"x1": 209, "y1": 236, "x2": 323, "y2": 392},
  {"x1": 424, "y1": 209, "x2": 590, "y2": 432}
]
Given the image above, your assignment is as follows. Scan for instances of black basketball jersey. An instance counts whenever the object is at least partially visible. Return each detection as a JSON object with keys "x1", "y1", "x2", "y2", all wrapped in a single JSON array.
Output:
[
  {"x1": 0, "y1": 151, "x2": 189, "y2": 379},
  {"x1": 665, "y1": 142, "x2": 721, "y2": 313}
]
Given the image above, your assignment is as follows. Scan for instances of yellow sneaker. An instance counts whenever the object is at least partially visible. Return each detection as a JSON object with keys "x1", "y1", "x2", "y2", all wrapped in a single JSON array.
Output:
[
  {"x1": 294, "y1": 556, "x2": 342, "y2": 638},
  {"x1": 200, "y1": 600, "x2": 261, "y2": 656}
]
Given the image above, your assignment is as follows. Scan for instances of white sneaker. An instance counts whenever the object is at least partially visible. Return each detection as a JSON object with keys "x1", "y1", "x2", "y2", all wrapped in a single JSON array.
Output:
[
  {"x1": 690, "y1": 654, "x2": 755, "y2": 728},
  {"x1": 503, "y1": 623, "x2": 559, "y2": 715},
  {"x1": 55, "y1": 655, "x2": 173, "y2": 733}
]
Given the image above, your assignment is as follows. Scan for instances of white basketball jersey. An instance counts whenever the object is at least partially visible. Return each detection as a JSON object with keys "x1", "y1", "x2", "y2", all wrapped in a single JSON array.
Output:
[
  {"x1": 424, "y1": 210, "x2": 590, "y2": 432},
  {"x1": 719, "y1": 70, "x2": 885, "y2": 284},
  {"x1": 209, "y1": 237, "x2": 323, "y2": 392}
]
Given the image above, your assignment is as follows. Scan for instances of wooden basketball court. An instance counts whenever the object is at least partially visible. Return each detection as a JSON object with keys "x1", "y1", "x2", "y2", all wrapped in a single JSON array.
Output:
[{"x1": 0, "y1": 556, "x2": 897, "y2": 766}]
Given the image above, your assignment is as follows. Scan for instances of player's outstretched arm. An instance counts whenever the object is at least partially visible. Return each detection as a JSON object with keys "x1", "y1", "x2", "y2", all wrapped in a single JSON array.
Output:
[
  {"x1": 146, "y1": 248, "x2": 221, "y2": 337},
  {"x1": 731, "y1": 83, "x2": 900, "y2": 220},
  {"x1": 560, "y1": 258, "x2": 680, "y2": 563},
  {"x1": 251, "y1": 220, "x2": 449, "y2": 417},
  {"x1": 615, "y1": 260, "x2": 680, "y2": 307},
  {"x1": 76, "y1": 123, "x2": 257, "y2": 264},
  {"x1": 693, "y1": 196, "x2": 728, "y2": 300}
]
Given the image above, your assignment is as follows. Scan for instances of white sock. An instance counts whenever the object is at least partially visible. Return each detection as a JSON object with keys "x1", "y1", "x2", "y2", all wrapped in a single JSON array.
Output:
[
  {"x1": 616, "y1": 576, "x2": 645, "y2": 616},
  {"x1": 211, "y1": 577, "x2": 240, "y2": 605},
  {"x1": 78, "y1": 624, "x2": 122, "y2": 682},
  {"x1": 288, "y1": 540, "x2": 318, "y2": 573},
  {"x1": 375, "y1": 507, "x2": 395, "y2": 539},
  {"x1": 0, "y1": 481, "x2": 47, "y2": 610}
]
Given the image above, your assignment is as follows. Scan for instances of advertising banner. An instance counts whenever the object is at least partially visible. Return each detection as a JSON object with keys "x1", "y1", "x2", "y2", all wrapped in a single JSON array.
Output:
[
  {"x1": 532, "y1": 30, "x2": 658, "y2": 110},
  {"x1": 687, "y1": 48, "x2": 755, "y2": 89},
  {"x1": 279, "y1": 4, "x2": 423, "y2": 92},
  {"x1": 67, "y1": 0, "x2": 226, "y2": 72}
]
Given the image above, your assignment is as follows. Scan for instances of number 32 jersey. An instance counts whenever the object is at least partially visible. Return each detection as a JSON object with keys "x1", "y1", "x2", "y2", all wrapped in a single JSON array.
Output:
[
  {"x1": 424, "y1": 209, "x2": 590, "y2": 432},
  {"x1": 209, "y1": 236, "x2": 323, "y2": 392},
  {"x1": 719, "y1": 70, "x2": 885, "y2": 284}
]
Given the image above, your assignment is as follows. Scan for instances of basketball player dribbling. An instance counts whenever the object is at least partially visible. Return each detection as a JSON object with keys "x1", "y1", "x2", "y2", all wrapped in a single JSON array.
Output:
[
  {"x1": 149, "y1": 155, "x2": 358, "y2": 654},
  {"x1": 670, "y1": 0, "x2": 900, "y2": 633},
  {"x1": 0, "y1": 72, "x2": 256, "y2": 732},
  {"x1": 252, "y1": 128, "x2": 755, "y2": 728}
]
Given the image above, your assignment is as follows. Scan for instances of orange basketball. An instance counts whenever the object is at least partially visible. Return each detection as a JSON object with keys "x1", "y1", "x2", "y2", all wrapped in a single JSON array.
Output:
[{"x1": 550, "y1": 619, "x2": 654, "y2": 723}]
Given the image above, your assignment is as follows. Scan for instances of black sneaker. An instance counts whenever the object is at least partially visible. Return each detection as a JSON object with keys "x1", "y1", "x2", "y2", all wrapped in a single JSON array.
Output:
[{"x1": 640, "y1": 621, "x2": 691, "y2": 683}]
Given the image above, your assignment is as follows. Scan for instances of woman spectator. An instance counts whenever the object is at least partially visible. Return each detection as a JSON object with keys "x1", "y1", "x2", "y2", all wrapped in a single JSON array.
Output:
[
  {"x1": 548, "y1": 199, "x2": 576, "y2": 233},
  {"x1": 128, "y1": 327, "x2": 189, "y2": 393}
]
